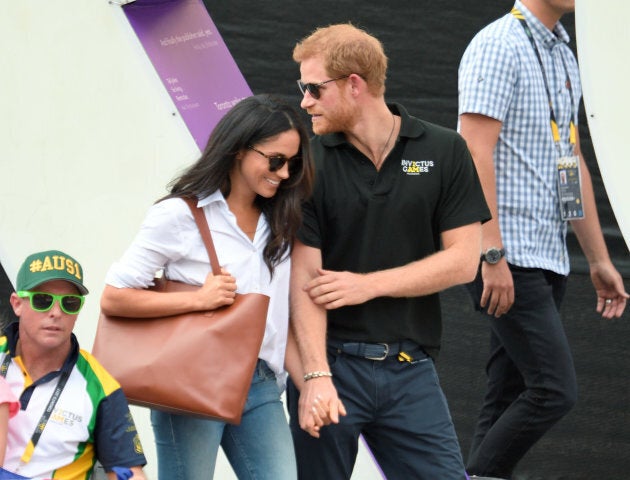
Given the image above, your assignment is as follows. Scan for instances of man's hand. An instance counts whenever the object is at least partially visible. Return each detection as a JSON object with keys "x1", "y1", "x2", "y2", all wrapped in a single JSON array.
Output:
[
  {"x1": 304, "y1": 269, "x2": 372, "y2": 309},
  {"x1": 480, "y1": 260, "x2": 514, "y2": 317},
  {"x1": 298, "y1": 376, "x2": 346, "y2": 438},
  {"x1": 590, "y1": 262, "x2": 629, "y2": 318}
]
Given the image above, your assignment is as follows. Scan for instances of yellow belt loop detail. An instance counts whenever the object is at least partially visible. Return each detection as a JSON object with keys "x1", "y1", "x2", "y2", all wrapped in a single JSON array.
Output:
[{"x1": 398, "y1": 352, "x2": 413, "y2": 363}]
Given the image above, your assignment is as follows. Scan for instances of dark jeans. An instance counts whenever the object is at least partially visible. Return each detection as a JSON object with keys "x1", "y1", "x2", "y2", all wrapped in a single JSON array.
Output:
[
  {"x1": 466, "y1": 265, "x2": 577, "y2": 479},
  {"x1": 287, "y1": 344, "x2": 466, "y2": 480}
]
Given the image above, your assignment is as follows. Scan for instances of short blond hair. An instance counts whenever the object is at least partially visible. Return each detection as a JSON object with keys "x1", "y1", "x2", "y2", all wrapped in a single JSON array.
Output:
[{"x1": 293, "y1": 23, "x2": 387, "y2": 96}]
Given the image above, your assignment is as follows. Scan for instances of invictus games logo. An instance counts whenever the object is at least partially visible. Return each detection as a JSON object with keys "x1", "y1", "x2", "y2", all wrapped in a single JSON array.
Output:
[
  {"x1": 51, "y1": 408, "x2": 83, "y2": 427},
  {"x1": 401, "y1": 159, "x2": 434, "y2": 175}
]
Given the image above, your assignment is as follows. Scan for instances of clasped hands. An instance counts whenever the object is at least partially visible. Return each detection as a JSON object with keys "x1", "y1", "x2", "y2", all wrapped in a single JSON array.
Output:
[
  {"x1": 298, "y1": 377, "x2": 347, "y2": 438},
  {"x1": 296, "y1": 268, "x2": 367, "y2": 436}
]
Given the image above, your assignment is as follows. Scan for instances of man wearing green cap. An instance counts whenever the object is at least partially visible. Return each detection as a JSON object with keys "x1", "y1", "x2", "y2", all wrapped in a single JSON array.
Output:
[{"x1": 2, "y1": 249, "x2": 147, "y2": 480}]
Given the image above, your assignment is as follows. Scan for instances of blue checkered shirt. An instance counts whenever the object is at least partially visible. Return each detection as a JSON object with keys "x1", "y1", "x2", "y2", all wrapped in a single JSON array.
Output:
[{"x1": 458, "y1": 0, "x2": 581, "y2": 275}]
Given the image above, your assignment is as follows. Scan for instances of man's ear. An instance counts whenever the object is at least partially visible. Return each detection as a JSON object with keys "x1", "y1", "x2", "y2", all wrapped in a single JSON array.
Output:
[
  {"x1": 348, "y1": 73, "x2": 364, "y2": 97},
  {"x1": 9, "y1": 292, "x2": 23, "y2": 317}
]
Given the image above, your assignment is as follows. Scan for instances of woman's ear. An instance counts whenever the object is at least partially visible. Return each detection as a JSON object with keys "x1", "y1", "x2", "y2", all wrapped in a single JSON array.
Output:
[{"x1": 234, "y1": 150, "x2": 245, "y2": 169}]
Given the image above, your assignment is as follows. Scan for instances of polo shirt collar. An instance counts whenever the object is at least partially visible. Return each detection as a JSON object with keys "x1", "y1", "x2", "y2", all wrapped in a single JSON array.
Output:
[
  {"x1": 320, "y1": 102, "x2": 425, "y2": 148},
  {"x1": 514, "y1": 0, "x2": 571, "y2": 49}
]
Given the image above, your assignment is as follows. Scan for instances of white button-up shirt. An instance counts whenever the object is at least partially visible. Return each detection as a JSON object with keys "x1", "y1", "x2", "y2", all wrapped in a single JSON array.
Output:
[{"x1": 105, "y1": 192, "x2": 290, "y2": 384}]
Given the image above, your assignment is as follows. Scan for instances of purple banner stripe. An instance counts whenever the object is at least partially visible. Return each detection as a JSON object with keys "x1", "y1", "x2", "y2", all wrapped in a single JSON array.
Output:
[{"x1": 123, "y1": 0, "x2": 252, "y2": 150}]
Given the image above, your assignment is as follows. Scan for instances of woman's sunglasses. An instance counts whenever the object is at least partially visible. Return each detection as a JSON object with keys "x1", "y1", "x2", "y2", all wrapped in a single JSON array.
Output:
[
  {"x1": 17, "y1": 290, "x2": 85, "y2": 315},
  {"x1": 296, "y1": 75, "x2": 349, "y2": 100},
  {"x1": 248, "y1": 145, "x2": 300, "y2": 173}
]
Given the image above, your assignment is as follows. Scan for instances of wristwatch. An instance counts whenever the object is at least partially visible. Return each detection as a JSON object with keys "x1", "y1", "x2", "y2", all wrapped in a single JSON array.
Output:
[{"x1": 481, "y1": 247, "x2": 505, "y2": 264}]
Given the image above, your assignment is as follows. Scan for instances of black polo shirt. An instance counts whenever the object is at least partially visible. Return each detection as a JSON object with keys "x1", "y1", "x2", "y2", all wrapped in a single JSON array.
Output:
[{"x1": 298, "y1": 103, "x2": 490, "y2": 358}]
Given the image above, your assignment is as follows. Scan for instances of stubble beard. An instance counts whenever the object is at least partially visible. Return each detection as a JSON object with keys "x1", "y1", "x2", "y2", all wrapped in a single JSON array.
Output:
[{"x1": 312, "y1": 96, "x2": 356, "y2": 135}]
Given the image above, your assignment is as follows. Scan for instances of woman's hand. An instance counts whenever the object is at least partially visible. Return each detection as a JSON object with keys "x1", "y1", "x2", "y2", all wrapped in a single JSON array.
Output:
[{"x1": 196, "y1": 268, "x2": 237, "y2": 310}]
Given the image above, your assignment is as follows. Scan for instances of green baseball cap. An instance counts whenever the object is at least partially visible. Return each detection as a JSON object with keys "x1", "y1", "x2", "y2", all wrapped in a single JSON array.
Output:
[{"x1": 16, "y1": 250, "x2": 89, "y2": 295}]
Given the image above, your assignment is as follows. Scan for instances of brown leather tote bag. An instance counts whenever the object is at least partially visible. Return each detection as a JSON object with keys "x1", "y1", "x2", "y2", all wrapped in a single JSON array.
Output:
[{"x1": 92, "y1": 198, "x2": 269, "y2": 423}]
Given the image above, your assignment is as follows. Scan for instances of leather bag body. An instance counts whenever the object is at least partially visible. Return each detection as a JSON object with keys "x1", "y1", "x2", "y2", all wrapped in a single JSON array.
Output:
[{"x1": 92, "y1": 198, "x2": 269, "y2": 424}]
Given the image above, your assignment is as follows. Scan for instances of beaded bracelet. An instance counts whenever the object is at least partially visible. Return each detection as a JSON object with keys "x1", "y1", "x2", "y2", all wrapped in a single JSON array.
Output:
[{"x1": 303, "y1": 371, "x2": 333, "y2": 382}]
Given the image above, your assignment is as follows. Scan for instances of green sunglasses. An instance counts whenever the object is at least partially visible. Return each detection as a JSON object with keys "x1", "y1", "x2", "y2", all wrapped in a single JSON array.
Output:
[{"x1": 17, "y1": 290, "x2": 85, "y2": 315}]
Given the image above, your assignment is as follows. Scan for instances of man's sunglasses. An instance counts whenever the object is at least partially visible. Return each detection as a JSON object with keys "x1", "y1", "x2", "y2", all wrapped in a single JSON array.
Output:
[
  {"x1": 17, "y1": 290, "x2": 85, "y2": 315},
  {"x1": 248, "y1": 145, "x2": 300, "y2": 173},
  {"x1": 296, "y1": 75, "x2": 349, "y2": 100}
]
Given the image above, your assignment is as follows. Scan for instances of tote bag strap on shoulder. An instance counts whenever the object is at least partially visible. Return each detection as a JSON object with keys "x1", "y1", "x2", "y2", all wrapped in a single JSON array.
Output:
[{"x1": 183, "y1": 197, "x2": 221, "y2": 275}]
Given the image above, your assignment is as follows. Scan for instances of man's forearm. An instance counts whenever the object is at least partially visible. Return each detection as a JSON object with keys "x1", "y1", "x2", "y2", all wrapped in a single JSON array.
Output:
[
  {"x1": 570, "y1": 156, "x2": 612, "y2": 265},
  {"x1": 290, "y1": 283, "x2": 330, "y2": 374},
  {"x1": 368, "y1": 223, "x2": 482, "y2": 298},
  {"x1": 290, "y1": 241, "x2": 330, "y2": 374}
]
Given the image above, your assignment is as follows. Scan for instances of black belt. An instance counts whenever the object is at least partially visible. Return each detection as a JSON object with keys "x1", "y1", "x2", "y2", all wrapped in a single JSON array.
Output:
[{"x1": 327, "y1": 338, "x2": 423, "y2": 361}]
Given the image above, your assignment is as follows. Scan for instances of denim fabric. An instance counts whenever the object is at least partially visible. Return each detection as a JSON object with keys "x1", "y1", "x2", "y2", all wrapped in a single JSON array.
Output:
[
  {"x1": 151, "y1": 360, "x2": 296, "y2": 480},
  {"x1": 466, "y1": 266, "x2": 577, "y2": 478},
  {"x1": 287, "y1": 346, "x2": 466, "y2": 480}
]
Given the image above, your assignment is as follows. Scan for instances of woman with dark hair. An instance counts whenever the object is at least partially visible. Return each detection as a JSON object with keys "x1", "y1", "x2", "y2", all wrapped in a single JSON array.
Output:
[{"x1": 101, "y1": 94, "x2": 313, "y2": 479}]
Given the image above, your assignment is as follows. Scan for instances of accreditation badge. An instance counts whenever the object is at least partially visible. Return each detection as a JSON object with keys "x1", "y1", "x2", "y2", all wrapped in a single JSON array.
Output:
[{"x1": 557, "y1": 155, "x2": 584, "y2": 220}]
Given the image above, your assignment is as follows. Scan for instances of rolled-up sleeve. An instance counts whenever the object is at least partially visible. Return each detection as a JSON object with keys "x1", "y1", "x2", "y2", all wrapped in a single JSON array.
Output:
[{"x1": 105, "y1": 199, "x2": 195, "y2": 289}]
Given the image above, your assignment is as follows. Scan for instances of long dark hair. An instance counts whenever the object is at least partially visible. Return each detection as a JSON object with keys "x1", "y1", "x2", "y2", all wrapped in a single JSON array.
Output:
[{"x1": 163, "y1": 94, "x2": 313, "y2": 275}]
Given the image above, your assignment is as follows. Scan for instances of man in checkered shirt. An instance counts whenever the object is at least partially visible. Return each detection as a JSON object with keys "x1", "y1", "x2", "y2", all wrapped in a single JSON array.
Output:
[{"x1": 458, "y1": 0, "x2": 628, "y2": 478}]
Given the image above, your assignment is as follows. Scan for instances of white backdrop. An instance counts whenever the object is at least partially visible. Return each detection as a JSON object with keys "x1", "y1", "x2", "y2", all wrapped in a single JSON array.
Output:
[
  {"x1": 575, "y1": 0, "x2": 630, "y2": 250},
  {"x1": 0, "y1": 2, "x2": 383, "y2": 478},
  {"x1": 0, "y1": 1, "x2": 196, "y2": 477}
]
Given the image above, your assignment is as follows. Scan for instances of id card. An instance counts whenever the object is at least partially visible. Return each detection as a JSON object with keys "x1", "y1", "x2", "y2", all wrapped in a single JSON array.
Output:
[{"x1": 557, "y1": 155, "x2": 584, "y2": 220}]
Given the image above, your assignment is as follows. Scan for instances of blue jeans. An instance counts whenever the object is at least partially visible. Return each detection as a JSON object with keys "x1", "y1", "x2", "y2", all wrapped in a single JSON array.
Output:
[
  {"x1": 287, "y1": 345, "x2": 466, "y2": 480},
  {"x1": 151, "y1": 360, "x2": 297, "y2": 480},
  {"x1": 466, "y1": 266, "x2": 577, "y2": 478}
]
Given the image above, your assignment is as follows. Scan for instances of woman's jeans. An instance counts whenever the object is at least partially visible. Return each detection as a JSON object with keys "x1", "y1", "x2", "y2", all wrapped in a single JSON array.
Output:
[
  {"x1": 466, "y1": 265, "x2": 577, "y2": 478},
  {"x1": 151, "y1": 360, "x2": 297, "y2": 480}
]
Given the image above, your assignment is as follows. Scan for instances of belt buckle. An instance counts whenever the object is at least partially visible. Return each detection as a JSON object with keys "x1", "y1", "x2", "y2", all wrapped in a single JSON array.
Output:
[{"x1": 366, "y1": 343, "x2": 389, "y2": 361}]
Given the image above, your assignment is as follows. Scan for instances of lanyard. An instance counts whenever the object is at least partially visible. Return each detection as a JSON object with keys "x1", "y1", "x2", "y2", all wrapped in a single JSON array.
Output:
[
  {"x1": 511, "y1": 7, "x2": 577, "y2": 154},
  {"x1": 1, "y1": 354, "x2": 70, "y2": 464}
]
